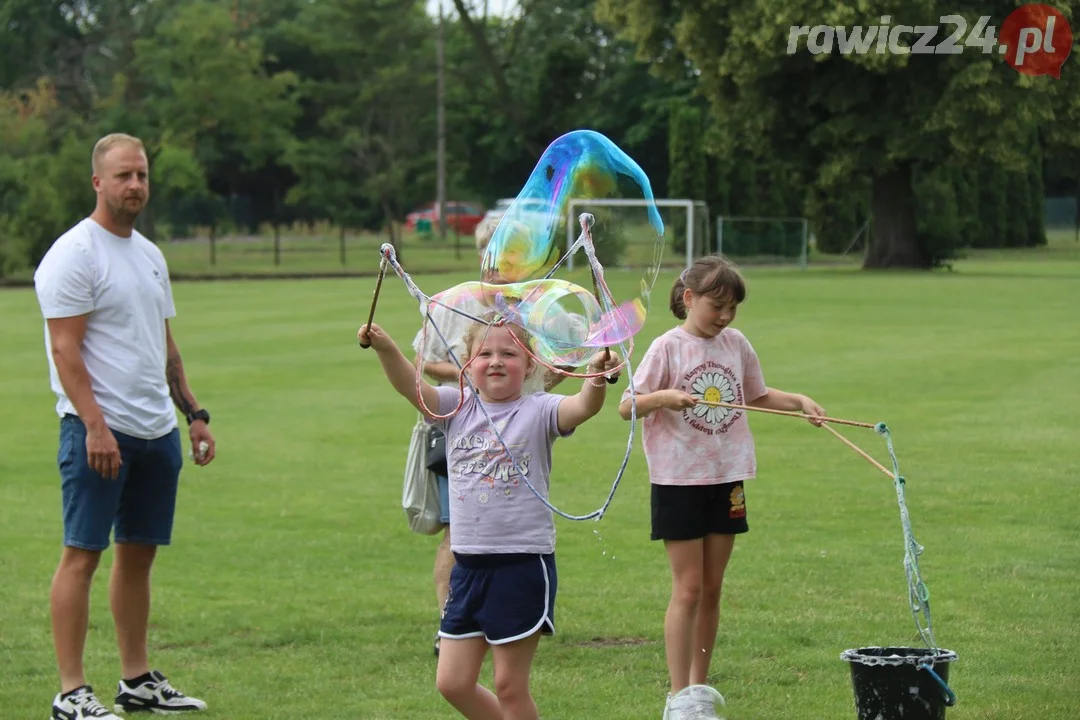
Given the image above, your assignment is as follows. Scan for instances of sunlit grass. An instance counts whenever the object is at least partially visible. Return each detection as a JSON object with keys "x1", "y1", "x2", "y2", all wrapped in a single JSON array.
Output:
[{"x1": 1, "y1": 246, "x2": 1078, "y2": 718}]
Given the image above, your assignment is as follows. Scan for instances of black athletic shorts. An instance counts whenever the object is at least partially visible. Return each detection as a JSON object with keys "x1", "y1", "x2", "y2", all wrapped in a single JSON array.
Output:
[{"x1": 651, "y1": 481, "x2": 749, "y2": 541}]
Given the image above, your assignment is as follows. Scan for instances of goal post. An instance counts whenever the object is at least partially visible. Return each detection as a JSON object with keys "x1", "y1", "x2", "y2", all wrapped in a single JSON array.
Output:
[
  {"x1": 715, "y1": 215, "x2": 810, "y2": 270},
  {"x1": 565, "y1": 198, "x2": 709, "y2": 271}
]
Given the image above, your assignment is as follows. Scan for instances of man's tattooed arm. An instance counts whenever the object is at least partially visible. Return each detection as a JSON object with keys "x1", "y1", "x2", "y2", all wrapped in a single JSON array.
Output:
[{"x1": 165, "y1": 322, "x2": 200, "y2": 417}]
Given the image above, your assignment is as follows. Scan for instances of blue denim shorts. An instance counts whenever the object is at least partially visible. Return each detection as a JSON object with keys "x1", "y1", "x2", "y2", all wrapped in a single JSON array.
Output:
[
  {"x1": 58, "y1": 415, "x2": 184, "y2": 551},
  {"x1": 440, "y1": 553, "x2": 557, "y2": 645}
]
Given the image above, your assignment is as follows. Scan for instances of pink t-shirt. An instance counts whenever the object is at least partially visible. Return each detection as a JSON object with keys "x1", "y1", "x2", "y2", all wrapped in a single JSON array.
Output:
[{"x1": 622, "y1": 326, "x2": 768, "y2": 486}]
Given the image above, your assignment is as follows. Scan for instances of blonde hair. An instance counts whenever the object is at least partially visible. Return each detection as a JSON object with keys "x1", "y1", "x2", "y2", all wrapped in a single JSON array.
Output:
[
  {"x1": 670, "y1": 255, "x2": 747, "y2": 320},
  {"x1": 91, "y1": 133, "x2": 146, "y2": 174},
  {"x1": 475, "y1": 217, "x2": 498, "y2": 254},
  {"x1": 463, "y1": 312, "x2": 536, "y2": 373}
]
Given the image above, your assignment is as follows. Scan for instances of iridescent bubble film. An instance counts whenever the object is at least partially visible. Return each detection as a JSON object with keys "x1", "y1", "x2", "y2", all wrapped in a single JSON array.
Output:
[
  {"x1": 464, "y1": 129, "x2": 665, "y2": 366},
  {"x1": 428, "y1": 278, "x2": 638, "y2": 367}
]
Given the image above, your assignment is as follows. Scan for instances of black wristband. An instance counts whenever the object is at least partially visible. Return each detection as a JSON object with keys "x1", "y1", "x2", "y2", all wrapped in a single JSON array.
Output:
[{"x1": 185, "y1": 409, "x2": 210, "y2": 426}]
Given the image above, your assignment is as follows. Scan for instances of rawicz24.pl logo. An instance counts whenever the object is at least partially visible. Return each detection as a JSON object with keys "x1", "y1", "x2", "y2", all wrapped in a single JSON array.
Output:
[{"x1": 786, "y1": 3, "x2": 1073, "y2": 78}]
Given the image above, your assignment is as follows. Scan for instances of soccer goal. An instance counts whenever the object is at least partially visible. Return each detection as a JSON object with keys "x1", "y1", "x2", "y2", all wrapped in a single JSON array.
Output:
[
  {"x1": 715, "y1": 215, "x2": 809, "y2": 269},
  {"x1": 564, "y1": 198, "x2": 710, "y2": 271}
]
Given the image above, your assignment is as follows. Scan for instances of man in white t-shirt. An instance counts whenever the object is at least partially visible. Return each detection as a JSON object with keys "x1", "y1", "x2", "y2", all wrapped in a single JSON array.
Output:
[{"x1": 33, "y1": 134, "x2": 215, "y2": 720}]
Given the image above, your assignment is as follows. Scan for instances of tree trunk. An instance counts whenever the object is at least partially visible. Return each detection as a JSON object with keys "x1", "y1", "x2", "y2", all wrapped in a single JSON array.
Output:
[
  {"x1": 864, "y1": 162, "x2": 927, "y2": 269},
  {"x1": 273, "y1": 187, "x2": 283, "y2": 266},
  {"x1": 383, "y1": 201, "x2": 401, "y2": 262},
  {"x1": 209, "y1": 223, "x2": 217, "y2": 266},
  {"x1": 449, "y1": 0, "x2": 542, "y2": 158}
]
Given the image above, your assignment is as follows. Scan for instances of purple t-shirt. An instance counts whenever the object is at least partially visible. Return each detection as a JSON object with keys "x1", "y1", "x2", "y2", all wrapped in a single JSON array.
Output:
[{"x1": 431, "y1": 385, "x2": 571, "y2": 555}]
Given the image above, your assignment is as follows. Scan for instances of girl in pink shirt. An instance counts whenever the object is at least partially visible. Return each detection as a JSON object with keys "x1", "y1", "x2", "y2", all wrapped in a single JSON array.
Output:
[{"x1": 619, "y1": 255, "x2": 825, "y2": 720}]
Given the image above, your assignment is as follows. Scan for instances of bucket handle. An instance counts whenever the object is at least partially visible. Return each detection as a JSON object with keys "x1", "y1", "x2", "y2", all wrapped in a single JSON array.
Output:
[{"x1": 918, "y1": 662, "x2": 957, "y2": 706}]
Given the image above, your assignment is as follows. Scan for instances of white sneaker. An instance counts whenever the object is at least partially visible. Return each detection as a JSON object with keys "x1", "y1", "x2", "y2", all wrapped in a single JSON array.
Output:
[
  {"x1": 113, "y1": 671, "x2": 207, "y2": 714},
  {"x1": 663, "y1": 685, "x2": 726, "y2": 720},
  {"x1": 51, "y1": 686, "x2": 122, "y2": 719}
]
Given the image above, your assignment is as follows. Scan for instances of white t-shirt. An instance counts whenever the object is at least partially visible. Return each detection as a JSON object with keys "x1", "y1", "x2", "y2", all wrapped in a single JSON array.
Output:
[{"x1": 34, "y1": 218, "x2": 178, "y2": 439}]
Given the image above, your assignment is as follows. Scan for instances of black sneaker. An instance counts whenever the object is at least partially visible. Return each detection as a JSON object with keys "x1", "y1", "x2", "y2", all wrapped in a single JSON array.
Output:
[
  {"x1": 113, "y1": 671, "x2": 207, "y2": 714},
  {"x1": 52, "y1": 686, "x2": 122, "y2": 719}
]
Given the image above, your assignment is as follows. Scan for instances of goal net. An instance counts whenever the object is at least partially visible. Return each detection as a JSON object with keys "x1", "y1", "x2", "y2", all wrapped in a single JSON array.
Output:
[
  {"x1": 715, "y1": 216, "x2": 809, "y2": 269},
  {"x1": 564, "y1": 198, "x2": 710, "y2": 271}
]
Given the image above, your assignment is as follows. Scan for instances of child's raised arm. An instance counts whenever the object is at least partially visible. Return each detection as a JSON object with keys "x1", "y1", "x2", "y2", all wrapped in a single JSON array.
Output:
[
  {"x1": 359, "y1": 323, "x2": 442, "y2": 416},
  {"x1": 557, "y1": 351, "x2": 622, "y2": 433}
]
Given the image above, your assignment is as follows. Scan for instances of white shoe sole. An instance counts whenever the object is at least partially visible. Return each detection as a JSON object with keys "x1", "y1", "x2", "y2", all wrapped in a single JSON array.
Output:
[{"x1": 114, "y1": 706, "x2": 204, "y2": 715}]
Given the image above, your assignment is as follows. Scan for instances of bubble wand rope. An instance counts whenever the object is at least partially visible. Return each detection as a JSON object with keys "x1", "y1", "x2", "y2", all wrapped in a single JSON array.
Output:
[
  {"x1": 357, "y1": 254, "x2": 388, "y2": 349},
  {"x1": 701, "y1": 397, "x2": 939, "y2": 650},
  {"x1": 877, "y1": 423, "x2": 939, "y2": 653},
  {"x1": 412, "y1": 221, "x2": 634, "y2": 384},
  {"x1": 374, "y1": 242, "x2": 640, "y2": 522},
  {"x1": 378, "y1": 242, "x2": 624, "y2": 421},
  {"x1": 707, "y1": 391, "x2": 939, "y2": 651},
  {"x1": 822, "y1": 420, "x2": 939, "y2": 652},
  {"x1": 404, "y1": 276, "x2": 630, "y2": 394},
  {"x1": 459, "y1": 347, "x2": 638, "y2": 521},
  {"x1": 579, "y1": 213, "x2": 619, "y2": 384}
]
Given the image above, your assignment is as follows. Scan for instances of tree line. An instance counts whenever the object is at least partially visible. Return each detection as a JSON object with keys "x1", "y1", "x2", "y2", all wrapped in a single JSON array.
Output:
[{"x1": 1, "y1": 0, "x2": 1076, "y2": 277}]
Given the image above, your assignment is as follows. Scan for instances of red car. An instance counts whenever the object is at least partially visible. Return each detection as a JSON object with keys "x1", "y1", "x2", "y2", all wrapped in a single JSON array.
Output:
[{"x1": 405, "y1": 201, "x2": 485, "y2": 235}]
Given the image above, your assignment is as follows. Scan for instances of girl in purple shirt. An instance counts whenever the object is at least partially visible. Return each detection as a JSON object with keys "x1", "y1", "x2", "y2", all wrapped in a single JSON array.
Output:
[{"x1": 360, "y1": 315, "x2": 619, "y2": 720}]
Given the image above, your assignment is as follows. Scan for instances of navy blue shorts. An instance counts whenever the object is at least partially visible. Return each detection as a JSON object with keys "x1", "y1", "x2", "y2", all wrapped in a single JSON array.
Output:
[
  {"x1": 440, "y1": 553, "x2": 557, "y2": 645},
  {"x1": 58, "y1": 414, "x2": 184, "y2": 551}
]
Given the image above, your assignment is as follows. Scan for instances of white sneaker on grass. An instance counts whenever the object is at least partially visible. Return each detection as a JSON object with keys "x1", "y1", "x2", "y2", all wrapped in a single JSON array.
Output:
[
  {"x1": 51, "y1": 686, "x2": 122, "y2": 720},
  {"x1": 113, "y1": 671, "x2": 207, "y2": 714}
]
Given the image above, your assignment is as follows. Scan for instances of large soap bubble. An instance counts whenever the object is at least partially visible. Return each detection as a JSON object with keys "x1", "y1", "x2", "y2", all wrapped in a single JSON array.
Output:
[{"x1": 461, "y1": 129, "x2": 665, "y2": 366}]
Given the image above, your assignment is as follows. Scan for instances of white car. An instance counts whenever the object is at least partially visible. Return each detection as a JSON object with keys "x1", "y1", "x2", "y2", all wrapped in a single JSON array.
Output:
[
  {"x1": 481, "y1": 198, "x2": 555, "y2": 233},
  {"x1": 480, "y1": 198, "x2": 515, "y2": 229}
]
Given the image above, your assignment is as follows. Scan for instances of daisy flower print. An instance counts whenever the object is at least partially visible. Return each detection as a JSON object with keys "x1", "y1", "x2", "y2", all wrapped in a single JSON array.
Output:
[{"x1": 690, "y1": 371, "x2": 737, "y2": 424}]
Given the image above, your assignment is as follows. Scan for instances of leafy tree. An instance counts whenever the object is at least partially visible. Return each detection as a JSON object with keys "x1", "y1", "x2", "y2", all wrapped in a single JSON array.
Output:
[
  {"x1": 1027, "y1": 138, "x2": 1046, "y2": 247},
  {"x1": 952, "y1": 165, "x2": 981, "y2": 248},
  {"x1": 598, "y1": 0, "x2": 1073, "y2": 268},
  {"x1": 448, "y1": 0, "x2": 678, "y2": 204},
  {"x1": 0, "y1": 81, "x2": 95, "y2": 275},
  {"x1": 914, "y1": 162, "x2": 960, "y2": 261},
  {"x1": 281, "y1": 0, "x2": 437, "y2": 259},
  {"x1": 668, "y1": 103, "x2": 706, "y2": 252},
  {"x1": 126, "y1": 1, "x2": 299, "y2": 255},
  {"x1": 974, "y1": 158, "x2": 1009, "y2": 248},
  {"x1": 668, "y1": 104, "x2": 706, "y2": 202}
]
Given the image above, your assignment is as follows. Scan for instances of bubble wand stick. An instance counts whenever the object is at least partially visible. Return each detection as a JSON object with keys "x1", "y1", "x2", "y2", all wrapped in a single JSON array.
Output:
[
  {"x1": 695, "y1": 399, "x2": 876, "y2": 428},
  {"x1": 358, "y1": 252, "x2": 388, "y2": 349}
]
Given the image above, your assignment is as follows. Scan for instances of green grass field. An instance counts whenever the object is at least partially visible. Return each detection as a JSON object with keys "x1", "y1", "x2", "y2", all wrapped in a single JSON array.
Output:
[{"x1": 1, "y1": 233, "x2": 1079, "y2": 719}]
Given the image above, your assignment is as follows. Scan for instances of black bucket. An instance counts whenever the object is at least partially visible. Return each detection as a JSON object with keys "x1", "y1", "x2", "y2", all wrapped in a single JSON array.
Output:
[{"x1": 840, "y1": 646, "x2": 958, "y2": 720}]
